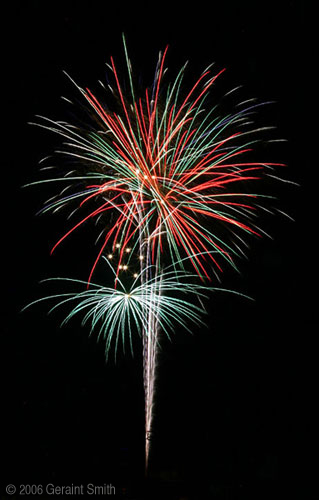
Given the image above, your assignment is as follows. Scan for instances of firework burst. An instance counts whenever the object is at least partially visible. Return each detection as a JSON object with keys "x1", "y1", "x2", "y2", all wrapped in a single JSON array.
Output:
[
  {"x1": 24, "y1": 262, "x2": 223, "y2": 359},
  {"x1": 26, "y1": 34, "x2": 286, "y2": 472}
]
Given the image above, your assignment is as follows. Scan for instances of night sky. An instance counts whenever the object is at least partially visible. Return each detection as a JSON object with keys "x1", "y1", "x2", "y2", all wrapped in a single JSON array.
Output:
[{"x1": 2, "y1": 1, "x2": 313, "y2": 499}]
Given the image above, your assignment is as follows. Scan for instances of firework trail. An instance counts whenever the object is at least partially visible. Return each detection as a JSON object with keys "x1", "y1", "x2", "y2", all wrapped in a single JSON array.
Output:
[{"x1": 26, "y1": 34, "x2": 286, "y2": 471}]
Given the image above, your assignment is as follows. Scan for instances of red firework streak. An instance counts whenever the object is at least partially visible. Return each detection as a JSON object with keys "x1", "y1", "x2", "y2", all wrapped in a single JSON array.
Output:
[{"x1": 48, "y1": 45, "x2": 284, "y2": 285}]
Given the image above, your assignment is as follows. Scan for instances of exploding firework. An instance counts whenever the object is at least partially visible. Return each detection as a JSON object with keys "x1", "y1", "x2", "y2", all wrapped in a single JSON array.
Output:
[
  {"x1": 24, "y1": 261, "x2": 225, "y2": 359},
  {"x1": 26, "y1": 34, "x2": 286, "y2": 471}
]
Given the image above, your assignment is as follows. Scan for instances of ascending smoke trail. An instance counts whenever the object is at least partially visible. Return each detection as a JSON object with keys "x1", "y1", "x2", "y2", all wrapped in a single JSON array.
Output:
[
  {"x1": 141, "y1": 239, "x2": 161, "y2": 471},
  {"x1": 25, "y1": 34, "x2": 288, "y2": 473}
]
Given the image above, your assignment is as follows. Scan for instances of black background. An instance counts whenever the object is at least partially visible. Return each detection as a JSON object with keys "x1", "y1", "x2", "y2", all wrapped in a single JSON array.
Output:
[{"x1": 2, "y1": 1, "x2": 314, "y2": 499}]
